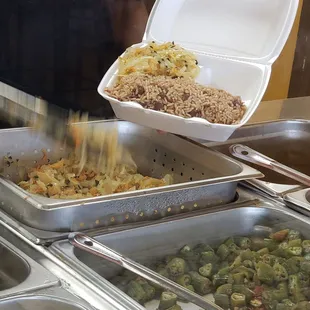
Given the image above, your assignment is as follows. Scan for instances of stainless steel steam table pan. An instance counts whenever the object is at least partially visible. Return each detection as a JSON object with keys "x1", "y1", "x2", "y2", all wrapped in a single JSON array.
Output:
[
  {"x1": 0, "y1": 187, "x2": 258, "y2": 245},
  {"x1": 203, "y1": 120, "x2": 310, "y2": 196},
  {"x1": 0, "y1": 287, "x2": 95, "y2": 310},
  {"x1": 0, "y1": 236, "x2": 58, "y2": 299},
  {"x1": 50, "y1": 201, "x2": 310, "y2": 310},
  {"x1": 0, "y1": 120, "x2": 262, "y2": 232}
]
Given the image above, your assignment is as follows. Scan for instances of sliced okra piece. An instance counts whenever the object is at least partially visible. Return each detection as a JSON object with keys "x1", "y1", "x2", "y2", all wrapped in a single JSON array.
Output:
[
  {"x1": 176, "y1": 274, "x2": 191, "y2": 287},
  {"x1": 214, "y1": 293, "x2": 230, "y2": 310},
  {"x1": 288, "y1": 239, "x2": 302, "y2": 248},
  {"x1": 300, "y1": 261, "x2": 310, "y2": 274},
  {"x1": 256, "y1": 262, "x2": 275, "y2": 285},
  {"x1": 216, "y1": 283, "x2": 233, "y2": 296},
  {"x1": 199, "y1": 251, "x2": 219, "y2": 265},
  {"x1": 232, "y1": 284, "x2": 254, "y2": 302},
  {"x1": 230, "y1": 292, "x2": 246, "y2": 308},
  {"x1": 216, "y1": 244, "x2": 230, "y2": 260},
  {"x1": 198, "y1": 263, "x2": 213, "y2": 278},
  {"x1": 264, "y1": 238, "x2": 279, "y2": 251},
  {"x1": 188, "y1": 271, "x2": 212, "y2": 295},
  {"x1": 235, "y1": 237, "x2": 252, "y2": 250},
  {"x1": 166, "y1": 258, "x2": 187, "y2": 277},
  {"x1": 273, "y1": 263, "x2": 289, "y2": 282},
  {"x1": 302, "y1": 240, "x2": 310, "y2": 254},
  {"x1": 288, "y1": 230, "x2": 301, "y2": 241},
  {"x1": 158, "y1": 292, "x2": 177, "y2": 310},
  {"x1": 126, "y1": 280, "x2": 146, "y2": 304},
  {"x1": 250, "y1": 298, "x2": 263, "y2": 308}
]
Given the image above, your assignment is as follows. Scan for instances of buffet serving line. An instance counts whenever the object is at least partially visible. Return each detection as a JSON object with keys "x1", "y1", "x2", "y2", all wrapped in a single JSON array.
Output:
[
  {"x1": 1, "y1": 0, "x2": 309, "y2": 309},
  {"x1": 0, "y1": 94, "x2": 310, "y2": 310}
]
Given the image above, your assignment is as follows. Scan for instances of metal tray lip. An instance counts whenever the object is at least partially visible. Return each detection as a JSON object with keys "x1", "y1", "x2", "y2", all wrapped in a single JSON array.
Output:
[
  {"x1": 240, "y1": 118, "x2": 310, "y2": 128},
  {"x1": 245, "y1": 180, "x2": 302, "y2": 198},
  {"x1": 51, "y1": 202, "x2": 302, "y2": 254},
  {"x1": 284, "y1": 188, "x2": 310, "y2": 210},
  {"x1": 0, "y1": 188, "x2": 254, "y2": 245},
  {"x1": 80, "y1": 202, "x2": 306, "y2": 240},
  {"x1": 0, "y1": 293, "x2": 91, "y2": 310},
  {"x1": 0, "y1": 120, "x2": 263, "y2": 209}
]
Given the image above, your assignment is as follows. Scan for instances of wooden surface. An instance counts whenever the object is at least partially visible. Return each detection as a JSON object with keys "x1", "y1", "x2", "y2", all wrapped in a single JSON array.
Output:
[
  {"x1": 263, "y1": 0, "x2": 303, "y2": 101},
  {"x1": 289, "y1": 1, "x2": 310, "y2": 98},
  {"x1": 249, "y1": 96, "x2": 310, "y2": 124}
]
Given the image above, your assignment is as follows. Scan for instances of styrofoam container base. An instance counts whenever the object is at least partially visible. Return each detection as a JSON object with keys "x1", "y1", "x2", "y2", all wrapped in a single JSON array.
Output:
[
  {"x1": 98, "y1": 0, "x2": 299, "y2": 142},
  {"x1": 99, "y1": 45, "x2": 270, "y2": 141}
]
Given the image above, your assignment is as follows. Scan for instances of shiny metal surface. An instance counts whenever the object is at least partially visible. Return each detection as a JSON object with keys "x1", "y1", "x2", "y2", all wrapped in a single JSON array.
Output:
[
  {"x1": 0, "y1": 242, "x2": 29, "y2": 291},
  {"x1": 230, "y1": 144, "x2": 310, "y2": 186},
  {"x1": 0, "y1": 212, "x2": 132, "y2": 310},
  {"x1": 69, "y1": 233, "x2": 221, "y2": 310},
  {"x1": 284, "y1": 188, "x2": 310, "y2": 217},
  {"x1": 0, "y1": 236, "x2": 58, "y2": 298},
  {"x1": 50, "y1": 200, "x2": 310, "y2": 310},
  {"x1": 204, "y1": 120, "x2": 310, "y2": 196},
  {"x1": 0, "y1": 188, "x2": 257, "y2": 245},
  {"x1": 0, "y1": 293, "x2": 89, "y2": 310},
  {"x1": 0, "y1": 120, "x2": 262, "y2": 232}
]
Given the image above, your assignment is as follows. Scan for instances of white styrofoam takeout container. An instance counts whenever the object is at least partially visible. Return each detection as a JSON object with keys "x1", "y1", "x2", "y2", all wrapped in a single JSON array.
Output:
[{"x1": 98, "y1": 0, "x2": 299, "y2": 142}]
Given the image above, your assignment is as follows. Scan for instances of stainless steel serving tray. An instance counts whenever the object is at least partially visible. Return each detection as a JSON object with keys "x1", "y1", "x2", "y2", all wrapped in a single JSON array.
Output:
[
  {"x1": 0, "y1": 120, "x2": 261, "y2": 232},
  {"x1": 203, "y1": 120, "x2": 310, "y2": 196},
  {"x1": 50, "y1": 201, "x2": 310, "y2": 310},
  {"x1": 284, "y1": 188, "x2": 310, "y2": 217},
  {"x1": 0, "y1": 295, "x2": 88, "y2": 310},
  {"x1": 0, "y1": 187, "x2": 258, "y2": 245},
  {"x1": 0, "y1": 287, "x2": 95, "y2": 310},
  {"x1": 0, "y1": 236, "x2": 58, "y2": 298}
]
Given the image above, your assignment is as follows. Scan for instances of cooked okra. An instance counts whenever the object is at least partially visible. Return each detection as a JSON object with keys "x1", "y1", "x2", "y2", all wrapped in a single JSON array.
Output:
[
  {"x1": 214, "y1": 293, "x2": 230, "y2": 310},
  {"x1": 176, "y1": 274, "x2": 191, "y2": 287},
  {"x1": 198, "y1": 263, "x2": 213, "y2": 278},
  {"x1": 158, "y1": 292, "x2": 177, "y2": 310},
  {"x1": 126, "y1": 280, "x2": 147, "y2": 304},
  {"x1": 166, "y1": 258, "x2": 187, "y2": 277},
  {"x1": 230, "y1": 292, "x2": 246, "y2": 307},
  {"x1": 188, "y1": 271, "x2": 212, "y2": 295},
  {"x1": 109, "y1": 227, "x2": 310, "y2": 309}
]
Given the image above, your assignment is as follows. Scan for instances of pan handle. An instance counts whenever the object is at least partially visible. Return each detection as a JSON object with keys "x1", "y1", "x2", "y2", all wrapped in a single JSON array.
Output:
[
  {"x1": 69, "y1": 232, "x2": 222, "y2": 310},
  {"x1": 230, "y1": 144, "x2": 310, "y2": 187}
]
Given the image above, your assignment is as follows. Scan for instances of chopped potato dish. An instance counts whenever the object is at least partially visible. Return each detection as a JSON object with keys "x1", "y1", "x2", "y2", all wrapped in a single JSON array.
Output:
[{"x1": 18, "y1": 156, "x2": 173, "y2": 200}]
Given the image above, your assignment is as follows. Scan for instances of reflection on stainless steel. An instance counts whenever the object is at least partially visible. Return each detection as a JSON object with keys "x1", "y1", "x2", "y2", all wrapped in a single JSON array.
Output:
[
  {"x1": 0, "y1": 295, "x2": 90, "y2": 310},
  {"x1": 0, "y1": 236, "x2": 58, "y2": 298},
  {"x1": 0, "y1": 121, "x2": 261, "y2": 231},
  {"x1": 284, "y1": 188, "x2": 310, "y2": 217},
  {"x1": 230, "y1": 144, "x2": 310, "y2": 186},
  {"x1": 0, "y1": 242, "x2": 29, "y2": 290},
  {"x1": 69, "y1": 233, "x2": 221, "y2": 310},
  {"x1": 0, "y1": 188, "x2": 258, "y2": 245},
  {"x1": 51, "y1": 201, "x2": 310, "y2": 310},
  {"x1": 0, "y1": 214, "x2": 124, "y2": 310},
  {"x1": 203, "y1": 120, "x2": 310, "y2": 196}
]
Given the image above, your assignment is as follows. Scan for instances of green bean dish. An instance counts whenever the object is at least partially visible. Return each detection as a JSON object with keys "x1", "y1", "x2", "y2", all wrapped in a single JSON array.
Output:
[{"x1": 109, "y1": 229, "x2": 310, "y2": 310}]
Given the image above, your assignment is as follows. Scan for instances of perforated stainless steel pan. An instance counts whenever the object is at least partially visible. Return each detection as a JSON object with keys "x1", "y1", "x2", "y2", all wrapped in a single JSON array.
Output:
[{"x1": 0, "y1": 120, "x2": 262, "y2": 232}]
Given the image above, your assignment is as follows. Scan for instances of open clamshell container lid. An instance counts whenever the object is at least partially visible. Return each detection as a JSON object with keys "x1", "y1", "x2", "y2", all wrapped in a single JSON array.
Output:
[{"x1": 98, "y1": 0, "x2": 299, "y2": 141}]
